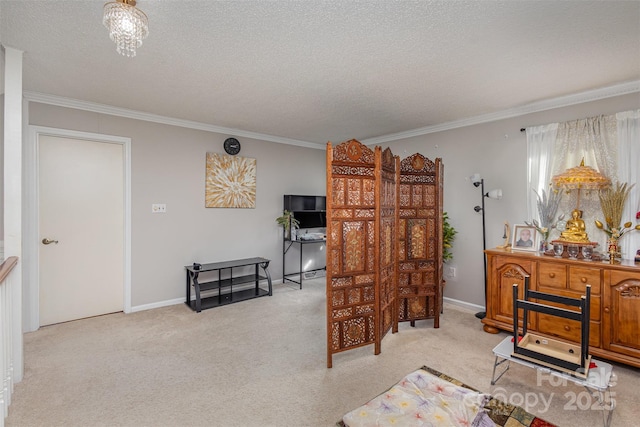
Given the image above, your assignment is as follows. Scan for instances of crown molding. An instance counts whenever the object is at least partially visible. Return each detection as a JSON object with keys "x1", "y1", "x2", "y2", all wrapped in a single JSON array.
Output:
[
  {"x1": 361, "y1": 80, "x2": 640, "y2": 146},
  {"x1": 22, "y1": 91, "x2": 322, "y2": 150},
  {"x1": 24, "y1": 80, "x2": 640, "y2": 149}
]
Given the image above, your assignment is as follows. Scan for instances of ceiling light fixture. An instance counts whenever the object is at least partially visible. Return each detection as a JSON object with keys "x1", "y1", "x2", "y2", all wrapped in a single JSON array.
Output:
[{"x1": 103, "y1": 0, "x2": 149, "y2": 57}]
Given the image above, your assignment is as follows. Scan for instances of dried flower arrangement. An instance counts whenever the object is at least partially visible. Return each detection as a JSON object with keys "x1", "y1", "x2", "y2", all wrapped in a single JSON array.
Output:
[
  {"x1": 525, "y1": 187, "x2": 564, "y2": 243},
  {"x1": 594, "y1": 182, "x2": 640, "y2": 239}
]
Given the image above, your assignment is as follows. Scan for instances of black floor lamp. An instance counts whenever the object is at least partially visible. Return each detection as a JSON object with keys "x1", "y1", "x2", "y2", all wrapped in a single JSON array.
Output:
[{"x1": 471, "y1": 173, "x2": 502, "y2": 320}]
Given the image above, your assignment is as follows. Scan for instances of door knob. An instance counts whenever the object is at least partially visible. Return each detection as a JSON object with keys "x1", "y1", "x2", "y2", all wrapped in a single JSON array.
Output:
[{"x1": 42, "y1": 238, "x2": 59, "y2": 245}]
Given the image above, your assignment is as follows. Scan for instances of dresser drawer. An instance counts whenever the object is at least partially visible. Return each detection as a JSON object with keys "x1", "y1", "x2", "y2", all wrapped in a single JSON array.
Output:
[
  {"x1": 537, "y1": 314, "x2": 600, "y2": 347},
  {"x1": 538, "y1": 263, "x2": 566, "y2": 289},
  {"x1": 569, "y1": 266, "x2": 601, "y2": 294}
]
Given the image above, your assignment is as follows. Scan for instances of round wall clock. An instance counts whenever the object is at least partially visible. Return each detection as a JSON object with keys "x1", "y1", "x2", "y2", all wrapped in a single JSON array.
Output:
[{"x1": 223, "y1": 138, "x2": 241, "y2": 155}]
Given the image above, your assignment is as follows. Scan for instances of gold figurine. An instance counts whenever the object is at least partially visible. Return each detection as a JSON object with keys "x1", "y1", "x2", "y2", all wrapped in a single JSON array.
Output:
[{"x1": 558, "y1": 209, "x2": 590, "y2": 243}]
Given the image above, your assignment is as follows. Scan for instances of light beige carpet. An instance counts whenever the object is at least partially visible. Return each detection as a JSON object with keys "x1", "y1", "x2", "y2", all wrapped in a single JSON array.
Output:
[{"x1": 6, "y1": 278, "x2": 638, "y2": 426}]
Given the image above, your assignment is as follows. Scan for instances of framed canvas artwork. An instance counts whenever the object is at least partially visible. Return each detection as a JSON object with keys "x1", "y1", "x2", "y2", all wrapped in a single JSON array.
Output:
[{"x1": 205, "y1": 153, "x2": 256, "y2": 208}]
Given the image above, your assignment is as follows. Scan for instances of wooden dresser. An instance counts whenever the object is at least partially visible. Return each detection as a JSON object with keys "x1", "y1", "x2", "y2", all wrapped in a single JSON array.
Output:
[{"x1": 483, "y1": 248, "x2": 640, "y2": 368}]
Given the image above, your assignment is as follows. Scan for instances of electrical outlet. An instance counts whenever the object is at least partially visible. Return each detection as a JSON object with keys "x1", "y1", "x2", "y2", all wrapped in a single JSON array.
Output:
[
  {"x1": 152, "y1": 203, "x2": 166, "y2": 213},
  {"x1": 447, "y1": 266, "x2": 457, "y2": 278}
]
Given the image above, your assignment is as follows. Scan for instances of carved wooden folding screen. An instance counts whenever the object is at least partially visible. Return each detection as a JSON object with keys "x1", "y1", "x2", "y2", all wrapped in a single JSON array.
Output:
[
  {"x1": 326, "y1": 139, "x2": 379, "y2": 368},
  {"x1": 377, "y1": 148, "x2": 399, "y2": 339},
  {"x1": 326, "y1": 142, "x2": 440, "y2": 367},
  {"x1": 397, "y1": 154, "x2": 443, "y2": 328}
]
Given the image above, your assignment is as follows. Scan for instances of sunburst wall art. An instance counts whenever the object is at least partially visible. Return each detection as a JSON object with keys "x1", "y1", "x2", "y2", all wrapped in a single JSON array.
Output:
[{"x1": 205, "y1": 153, "x2": 256, "y2": 208}]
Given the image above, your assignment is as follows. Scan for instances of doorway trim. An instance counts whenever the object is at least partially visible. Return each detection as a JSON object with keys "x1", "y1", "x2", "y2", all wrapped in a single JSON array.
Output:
[{"x1": 24, "y1": 125, "x2": 131, "y2": 332}]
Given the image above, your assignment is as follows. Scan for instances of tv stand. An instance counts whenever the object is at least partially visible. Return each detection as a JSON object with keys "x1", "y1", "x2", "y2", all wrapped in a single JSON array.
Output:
[
  {"x1": 281, "y1": 195, "x2": 327, "y2": 288},
  {"x1": 283, "y1": 238, "x2": 326, "y2": 289},
  {"x1": 185, "y1": 257, "x2": 272, "y2": 312}
]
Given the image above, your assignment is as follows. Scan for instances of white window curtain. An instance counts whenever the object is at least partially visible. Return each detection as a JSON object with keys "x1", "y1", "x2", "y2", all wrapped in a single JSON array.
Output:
[
  {"x1": 552, "y1": 115, "x2": 617, "y2": 248},
  {"x1": 616, "y1": 109, "x2": 640, "y2": 260},
  {"x1": 526, "y1": 123, "x2": 558, "y2": 222},
  {"x1": 526, "y1": 110, "x2": 638, "y2": 259}
]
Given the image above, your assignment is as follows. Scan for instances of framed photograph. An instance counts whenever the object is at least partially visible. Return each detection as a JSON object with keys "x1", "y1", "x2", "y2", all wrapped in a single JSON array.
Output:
[{"x1": 511, "y1": 224, "x2": 538, "y2": 252}]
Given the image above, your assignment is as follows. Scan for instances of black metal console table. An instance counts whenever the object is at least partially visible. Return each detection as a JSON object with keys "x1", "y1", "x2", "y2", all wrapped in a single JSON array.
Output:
[
  {"x1": 185, "y1": 257, "x2": 272, "y2": 312},
  {"x1": 282, "y1": 239, "x2": 326, "y2": 289}
]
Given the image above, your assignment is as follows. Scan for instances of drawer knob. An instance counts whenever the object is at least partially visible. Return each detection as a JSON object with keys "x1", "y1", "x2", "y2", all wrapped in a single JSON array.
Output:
[
  {"x1": 581, "y1": 277, "x2": 587, "y2": 283},
  {"x1": 549, "y1": 273, "x2": 556, "y2": 278},
  {"x1": 604, "y1": 307, "x2": 610, "y2": 313},
  {"x1": 564, "y1": 325, "x2": 571, "y2": 331}
]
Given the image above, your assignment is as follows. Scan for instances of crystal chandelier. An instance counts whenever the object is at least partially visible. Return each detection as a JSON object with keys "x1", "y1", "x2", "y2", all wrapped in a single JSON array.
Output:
[{"x1": 103, "y1": 0, "x2": 149, "y2": 57}]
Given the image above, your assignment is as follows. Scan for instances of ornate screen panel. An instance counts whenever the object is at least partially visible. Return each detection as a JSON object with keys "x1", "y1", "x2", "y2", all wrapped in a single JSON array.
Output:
[
  {"x1": 326, "y1": 139, "x2": 378, "y2": 368},
  {"x1": 397, "y1": 154, "x2": 443, "y2": 328},
  {"x1": 377, "y1": 148, "x2": 399, "y2": 338}
]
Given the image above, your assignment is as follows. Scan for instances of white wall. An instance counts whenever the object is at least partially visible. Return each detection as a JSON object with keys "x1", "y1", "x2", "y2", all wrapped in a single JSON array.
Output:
[
  {"x1": 22, "y1": 93, "x2": 640, "y2": 311},
  {"x1": 28, "y1": 102, "x2": 326, "y2": 308},
  {"x1": 380, "y1": 93, "x2": 640, "y2": 308},
  {"x1": 0, "y1": 94, "x2": 4, "y2": 239}
]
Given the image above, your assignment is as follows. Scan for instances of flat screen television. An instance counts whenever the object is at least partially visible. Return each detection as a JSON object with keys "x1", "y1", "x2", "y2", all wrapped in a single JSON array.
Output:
[
  {"x1": 284, "y1": 195, "x2": 326, "y2": 229},
  {"x1": 284, "y1": 195, "x2": 326, "y2": 212},
  {"x1": 293, "y1": 211, "x2": 326, "y2": 229}
]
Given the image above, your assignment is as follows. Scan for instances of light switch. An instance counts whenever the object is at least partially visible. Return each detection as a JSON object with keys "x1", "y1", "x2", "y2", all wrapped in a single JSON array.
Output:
[{"x1": 152, "y1": 203, "x2": 166, "y2": 213}]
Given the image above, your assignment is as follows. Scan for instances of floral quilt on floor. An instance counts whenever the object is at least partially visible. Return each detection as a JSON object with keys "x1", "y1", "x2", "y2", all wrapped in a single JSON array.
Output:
[
  {"x1": 339, "y1": 366, "x2": 557, "y2": 427},
  {"x1": 341, "y1": 368, "x2": 491, "y2": 427}
]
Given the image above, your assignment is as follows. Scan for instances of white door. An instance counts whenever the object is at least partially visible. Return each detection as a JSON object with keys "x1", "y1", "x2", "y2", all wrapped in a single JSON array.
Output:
[{"x1": 38, "y1": 135, "x2": 124, "y2": 326}]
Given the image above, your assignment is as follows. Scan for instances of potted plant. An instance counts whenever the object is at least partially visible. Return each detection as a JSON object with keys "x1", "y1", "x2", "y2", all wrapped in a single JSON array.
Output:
[
  {"x1": 441, "y1": 212, "x2": 457, "y2": 308},
  {"x1": 276, "y1": 210, "x2": 300, "y2": 240},
  {"x1": 442, "y1": 212, "x2": 457, "y2": 263}
]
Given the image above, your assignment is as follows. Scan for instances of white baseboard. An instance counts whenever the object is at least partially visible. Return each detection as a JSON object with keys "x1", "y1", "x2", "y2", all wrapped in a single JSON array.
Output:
[
  {"x1": 443, "y1": 296, "x2": 484, "y2": 314},
  {"x1": 129, "y1": 282, "x2": 479, "y2": 314},
  {"x1": 130, "y1": 278, "x2": 286, "y2": 313},
  {"x1": 130, "y1": 297, "x2": 185, "y2": 312}
]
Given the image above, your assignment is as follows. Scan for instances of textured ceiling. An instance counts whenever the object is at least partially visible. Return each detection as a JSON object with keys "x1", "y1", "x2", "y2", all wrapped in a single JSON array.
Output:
[{"x1": 1, "y1": 0, "x2": 639, "y2": 146}]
